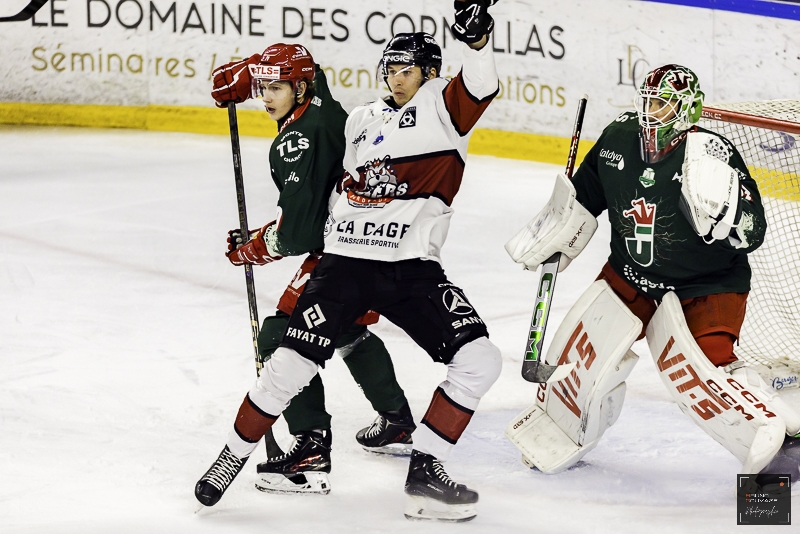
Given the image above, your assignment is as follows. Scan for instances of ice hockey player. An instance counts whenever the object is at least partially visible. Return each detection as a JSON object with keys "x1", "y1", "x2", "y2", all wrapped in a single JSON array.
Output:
[
  {"x1": 204, "y1": 43, "x2": 416, "y2": 496},
  {"x1": 195, "y1": 0, "x2": 502, "y2": 522},
  {"x1": 505, "y1": 64, "x2": 800, "y2": 483}
]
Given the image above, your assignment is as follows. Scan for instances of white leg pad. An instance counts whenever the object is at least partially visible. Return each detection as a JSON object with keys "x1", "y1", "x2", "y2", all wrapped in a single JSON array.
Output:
[
  {"x1": 505, "y1": 280, "x2": 642, "y2": 473},
  {"x1": 249, "y1": 346, "x2": 320, "y2": 416},
  {"x1": 646, "y1": 291, "x2": 793, "y2": 473}
]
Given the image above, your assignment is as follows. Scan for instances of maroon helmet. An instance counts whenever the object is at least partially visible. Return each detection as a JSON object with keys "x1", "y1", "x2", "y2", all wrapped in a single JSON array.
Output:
[{"x1": 250, "y1": 43, "x2": 316, "y2": 98}]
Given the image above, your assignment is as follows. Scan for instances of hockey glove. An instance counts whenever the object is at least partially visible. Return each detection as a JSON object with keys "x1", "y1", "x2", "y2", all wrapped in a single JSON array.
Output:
[
  {"x1": 226, "y1": 221, "x2": 283, "y2": 266},
  {"x1": 211, "y1": 53, "x2": 260, "y2": 107},
  {"x1": 452, "y1": 0, "x2": 495, "y2": 45},
  {"x1": 679, "y1": 132, "x2": 741, "y2": 243}
]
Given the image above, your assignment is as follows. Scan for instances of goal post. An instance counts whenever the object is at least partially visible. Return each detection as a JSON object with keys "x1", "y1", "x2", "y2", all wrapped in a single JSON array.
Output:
[{"x1": 699, "y1": 101, "x2": 800, "y2": 391}]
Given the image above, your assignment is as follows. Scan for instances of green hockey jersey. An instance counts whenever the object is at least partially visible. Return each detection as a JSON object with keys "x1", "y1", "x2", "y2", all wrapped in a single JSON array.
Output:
[
  {"x1": 268, "y1": 67, "x2": 348, "y2": 257},
  {"x1": 572, "y1": 111, "x2": 766, "y2": 301}
]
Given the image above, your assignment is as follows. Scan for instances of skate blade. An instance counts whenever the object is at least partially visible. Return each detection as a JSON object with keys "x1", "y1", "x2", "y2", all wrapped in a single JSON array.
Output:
[
  {"x1": 254, "y1": 472, "x2": 330, "y2": 495},
  {"x1": 361, "y1": 442, "x2": 413, "y2": 456},
  {"x1": 403, "y1": 495, "x2": 477, "y2": 522}
]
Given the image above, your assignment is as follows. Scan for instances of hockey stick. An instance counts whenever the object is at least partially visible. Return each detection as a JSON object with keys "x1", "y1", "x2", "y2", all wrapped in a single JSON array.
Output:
[
  {"x1": 226, "y1": 102, "x2": 283, "y2": 459},
  {"x1": 521, "y1": 95, "x2": 588, "y2": 384}
]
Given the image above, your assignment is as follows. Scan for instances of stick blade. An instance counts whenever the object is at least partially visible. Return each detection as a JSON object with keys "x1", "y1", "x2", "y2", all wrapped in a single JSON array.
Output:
[{"x1": 521, "y1": 360, "x2": 577, "y2": 384}]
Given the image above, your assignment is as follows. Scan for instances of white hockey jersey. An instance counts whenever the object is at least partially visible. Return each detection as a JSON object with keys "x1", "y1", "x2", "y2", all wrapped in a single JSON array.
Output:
[{"x1": 322, "y1": 43, "x2": 498, "y2": 263}]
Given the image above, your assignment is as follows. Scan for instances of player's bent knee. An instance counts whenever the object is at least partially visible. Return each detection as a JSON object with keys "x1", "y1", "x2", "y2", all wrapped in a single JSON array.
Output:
[
  {"x1": 249, "y1": 347, "x2": 320, "y2": 416},
  {"x1": 446, "y1": 336, "x2": 502, "y2": 400}
]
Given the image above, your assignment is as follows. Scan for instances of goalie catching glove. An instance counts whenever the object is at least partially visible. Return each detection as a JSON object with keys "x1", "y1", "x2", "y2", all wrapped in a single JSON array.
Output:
[
  {"x1": 505, "y1": 173, "x2": 598, "y2": 272},
  {"x1": 679, "y1": 132, "x2": 743, "y2": 244},
  {"x1": 226, "y1": 221, "x2": 283, "y2": 266}
]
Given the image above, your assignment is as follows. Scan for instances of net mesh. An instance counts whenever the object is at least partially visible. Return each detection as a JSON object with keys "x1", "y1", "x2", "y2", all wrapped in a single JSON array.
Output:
[{"x1": 698, "y1": 100, "x2": 800, "y2": 377}]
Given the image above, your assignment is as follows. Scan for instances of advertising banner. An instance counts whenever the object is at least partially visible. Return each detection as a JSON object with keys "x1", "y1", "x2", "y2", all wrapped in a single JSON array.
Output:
[{"x1": 1, "y1": 0, "x2": 798, "y2": 141}]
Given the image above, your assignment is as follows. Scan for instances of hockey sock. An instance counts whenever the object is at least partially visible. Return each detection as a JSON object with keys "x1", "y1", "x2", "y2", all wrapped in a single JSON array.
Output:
[
  {"x1": 227, "y1": 393, "x2": 278, "y2": 459},
  {"x1": 341, "y1": 330, "x2": 408, "y2": 413},
  {"x1": 282, "y1": 373, "x2": 332, "y2": 435},
  {"x1": 413, "y1": 385, "x2": 476, "y2": 460},
  {"x1": 422, "y1": 387, "x2": 474, "y2": 442}
]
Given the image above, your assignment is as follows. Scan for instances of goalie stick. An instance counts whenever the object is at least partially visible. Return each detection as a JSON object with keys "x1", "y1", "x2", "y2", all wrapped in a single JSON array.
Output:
[
  {"x1": 226, "y1": 103, "x2": 283, "y2": 459},
  {"x1": 521, "y1": 95, "x2": 588, "y2": 384}
]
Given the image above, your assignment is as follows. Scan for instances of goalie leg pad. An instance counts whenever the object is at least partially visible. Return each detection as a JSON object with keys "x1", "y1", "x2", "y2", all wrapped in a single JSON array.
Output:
[
  {"x1": 505, "y1": 173, "x2": 598, "y2": 272},
  {"x1": 505, "y1": 280, "x2": 642, "y2": 473},
  {"x1": 646, "y1": 292, "x2": 796, "y2": 473}
]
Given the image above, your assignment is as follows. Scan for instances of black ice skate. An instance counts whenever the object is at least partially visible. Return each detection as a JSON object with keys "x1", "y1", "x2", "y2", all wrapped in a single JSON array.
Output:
[
  {"x1": 356, "y1": 404, "x2": 415, "y2": 456},
  {"x1": 404, "y1": 450, "x2": 478, "y2": 522},
  {"x1": 195, "y1": 445, "x2": 248, "y2": 507},
  {"x1": 255, "y1": 430, "x2": 332, "y2": 495},
  {"x1": 756, "y1": 433, "x2": 800, "y2": 495}
]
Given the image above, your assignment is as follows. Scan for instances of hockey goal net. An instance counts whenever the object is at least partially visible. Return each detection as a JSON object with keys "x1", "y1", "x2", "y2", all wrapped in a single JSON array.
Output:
[{"x1": 699, "y1": 101, "x2": 800, "y2": 391}]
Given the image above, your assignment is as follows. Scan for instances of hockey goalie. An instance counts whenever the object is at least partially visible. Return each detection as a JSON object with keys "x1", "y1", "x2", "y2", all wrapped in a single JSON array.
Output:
[{"x1": 504, "y1": 64, "x2": 800, "y2": 484}]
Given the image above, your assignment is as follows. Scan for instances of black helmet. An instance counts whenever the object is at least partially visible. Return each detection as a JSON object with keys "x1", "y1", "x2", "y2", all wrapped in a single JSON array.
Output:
[{"x1": 378, "y1": 32, "x2": 442, "y2": 84}]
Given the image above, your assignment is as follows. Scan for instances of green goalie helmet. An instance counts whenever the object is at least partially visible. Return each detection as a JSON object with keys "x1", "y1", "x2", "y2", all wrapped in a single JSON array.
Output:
[{"x1": 634, "y1": 64, "x2": 705, "y2": 163}]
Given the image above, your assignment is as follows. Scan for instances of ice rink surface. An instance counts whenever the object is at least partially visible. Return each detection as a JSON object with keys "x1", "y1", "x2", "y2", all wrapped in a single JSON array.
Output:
[{"x1": 1, "y1": 126, "x2": 797, "y2": 533}]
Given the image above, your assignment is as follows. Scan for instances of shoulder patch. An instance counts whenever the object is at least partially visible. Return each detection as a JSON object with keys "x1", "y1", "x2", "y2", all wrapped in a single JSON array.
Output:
[{"x1": 399, "y1": 107, "x2": 417, "y2": 128}]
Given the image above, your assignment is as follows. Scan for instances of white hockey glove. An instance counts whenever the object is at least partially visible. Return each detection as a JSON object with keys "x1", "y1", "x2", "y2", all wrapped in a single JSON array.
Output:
[
  {"x1": 505, "y1": 174, "x2": 597, "y2": 272},
  {"x1": 680, "y1": 132, "x2": 741, "y2": 243}
]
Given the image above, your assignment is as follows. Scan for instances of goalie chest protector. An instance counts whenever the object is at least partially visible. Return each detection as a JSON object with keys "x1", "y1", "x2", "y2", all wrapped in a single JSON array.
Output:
[{"x1": 571, "y1": 113, "x2": 763, "y2": 301}]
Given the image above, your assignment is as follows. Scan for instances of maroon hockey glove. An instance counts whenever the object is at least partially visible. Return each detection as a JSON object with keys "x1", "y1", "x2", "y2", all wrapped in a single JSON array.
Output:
[
  {"x1": 452, "y1": 0, "x2": 495, "y2": 45},
  {"x1": 211, "y1": 53, "x2": 260, "y2": 107},
  {"x1": 226, "y1": 222, "x2": 283, "y2": 266}
]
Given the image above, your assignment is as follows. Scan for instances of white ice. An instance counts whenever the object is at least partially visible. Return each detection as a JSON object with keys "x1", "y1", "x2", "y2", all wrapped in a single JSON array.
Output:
[{"x1": 1, "y1": 126, "x2": 796, "y2": 533}]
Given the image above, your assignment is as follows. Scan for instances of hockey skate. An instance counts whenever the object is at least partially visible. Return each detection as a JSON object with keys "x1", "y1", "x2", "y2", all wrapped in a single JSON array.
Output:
[
  {"x1": 756, "y1": 433, "x2": 800, "y2": 496},
  {"x1": 356, "y1": 404, "x2": 415, "y2": 456},
  {"x1": 195, "y1": 446, "x2": 248, "y2": 507},
  {"x1": 255, "y1": 430, "x2": 332, "y2": 495},
  {"x1": 404, "y1": 450, "x2": 478, "y2": 522}
]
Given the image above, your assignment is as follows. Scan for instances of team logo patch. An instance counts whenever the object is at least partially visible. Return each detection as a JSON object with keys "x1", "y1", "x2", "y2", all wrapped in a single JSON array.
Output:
[
  {"x1": 622, "y1": 197, "x2": 656, "y2": 267},
  {"x1": 303, "y1": 304, "x2": 326, "y2": 329},
  {"x1": 399, "y1": 107, "x2": 417, "y2": 128},
  {"x1": 276, "y1": 131, "x2": 309, "y2": 163},
  {"x1": 639, "y1": 168, "x2": 655, "y2": 188},
  {"x1": 344, "y1": 156, "x2": 409, "y2": 209},
  {"x1": 442, "y1": 288, "x2": 474, "y2": 316}
]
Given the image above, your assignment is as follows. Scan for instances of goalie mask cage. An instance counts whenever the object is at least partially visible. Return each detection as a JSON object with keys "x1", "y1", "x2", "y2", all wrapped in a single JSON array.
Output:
[{"x1": 699, "y1": 101, "x2": 800, "y2": 387}]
